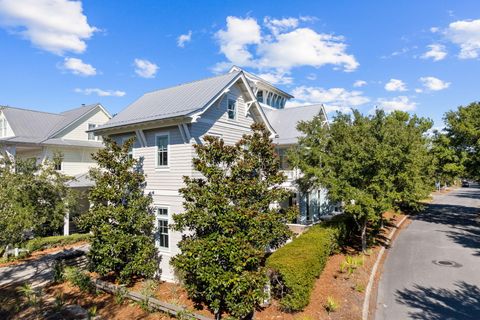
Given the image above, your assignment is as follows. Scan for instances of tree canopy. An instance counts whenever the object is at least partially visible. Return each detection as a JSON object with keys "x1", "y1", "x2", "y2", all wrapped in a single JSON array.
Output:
[
  {"x1": 171, "y1": 123, "x2": 295, "y2": 319},
  {"x1": 444, "y1": 101, "x2": 480, "y2": 181},
  {"x1": 0, "y1": 153, "x2": 75, "y2": 250},
  {"x1": 78, "y1": 137, "x2": 158, "y2": 283},
  {"x1": 290, "y1": 109, "x2": 433, "y2": 251}
]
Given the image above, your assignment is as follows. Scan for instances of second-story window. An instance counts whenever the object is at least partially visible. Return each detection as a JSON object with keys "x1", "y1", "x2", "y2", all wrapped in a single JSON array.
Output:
[
  {"x1": 227, "y1": 99, "x2": 236, "y2": 120},
  {"x1": 156, "y1": 134, "x2": 169, "y2": 167},
  {"x1": 54, "y1": 157, "x2": 62, "y2": 171},
  {"x1": 256, "y1": 90, "x2": 264, "y2": 103},
  {"x1": 88, "y1": 123, "x2": 96, "y2": 140},
  {"x1": 0, "y1": 118, "x2": 6, "y2": 137}
]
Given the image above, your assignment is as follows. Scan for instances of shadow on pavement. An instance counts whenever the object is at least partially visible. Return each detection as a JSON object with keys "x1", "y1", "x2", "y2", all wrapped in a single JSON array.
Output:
[
  {"x1": 395, "y1": 281, "x2": 480, "y2": 319},
  {"x1": 411, "y1": 187, "x2": 480, "y2": 256}
]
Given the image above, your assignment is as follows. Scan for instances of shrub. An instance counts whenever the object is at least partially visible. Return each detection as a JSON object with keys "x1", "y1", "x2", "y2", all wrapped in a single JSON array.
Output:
[
  {"x1": 24, "y1": 233, "x2": 91, "y2": 252},
  {"x1": 324, "y1": 296, "x2": 339, "y2": 314},
  {"x1": 266, "y1": 215, "x2": 350, "y2": 312},
  {"x1": 64, "y1": 266, "x2": 94, "y2": 293}
]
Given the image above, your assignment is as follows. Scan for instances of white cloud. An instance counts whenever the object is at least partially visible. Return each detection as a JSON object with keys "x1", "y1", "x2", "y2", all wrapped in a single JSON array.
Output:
[
  {"x1": 177, "y1": 30, "x2": 192, "y2": 48},
  {"x1": 0, "y1": 0, "x2": 97, "y2": 55},
  {"x1": 421, "y1": 44, "x2": 447, "y2": 61},
  {"x1": 430, "y1": 27, "x2": 439, "y2": 33},
  {"x1": 264, "y1": 17, "x2": 298, "y2": 35},
  {"x1": 215, "y1": 16, "x2": 261, "y2": 68},
  {"x1": 213, "y1": 16, "x2": 358, "y2": 77},
  {"x1": 61, "y1": 57, "x2": 96, "y2": 76},
  {"x1": 377, "y1": 96, "x2": 416, "y2": 112},
  {"x1": 385, "y1": 79, "x2": 407, "y2": 92},
  {"x1": 415, "y1": 88, "x2": 423, "y2": 93},
  {"x1": 419, "y1": 76, "x2": 450, "y2": 91},
  {"x1": 74, "y1": 88, "x2": 125, "y2": 97},
  {"x1": 288, "y1": 86, "x2": 370, "y2": 113},
  {"x1": 306, "y1": 73, "x2": 317, "y2": 81},
  {"x1": 134, "y1": 58, "x2": 158, "y2": 78},
  {"x1": 256, "y1": 71, "x2": 293, "y2": 85},
  {"x1": 353, "y1": 80, "x2": 367, "y2": 87},
  {"x1": 445, "y1": 19, "x2": 480, "y2": 59}
]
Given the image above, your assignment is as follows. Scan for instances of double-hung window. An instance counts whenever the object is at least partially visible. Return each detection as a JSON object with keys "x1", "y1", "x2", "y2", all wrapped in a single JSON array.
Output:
[
  {"x1": 155, "y1": 207, "x2": 169, "y2": 249},
  {"x1": 156, "y1": 134, "x2": 169, "y2": 167},
  {"x1": 88, "y1": 123, "x2": 96, "y2": 140},
  {"x1": 227, "y1": 99, "x2": 236, "y2": 120}
]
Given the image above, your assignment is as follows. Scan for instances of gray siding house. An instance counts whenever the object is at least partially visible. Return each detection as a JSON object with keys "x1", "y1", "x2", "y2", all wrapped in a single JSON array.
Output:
[{"x1": 92, "y1": 68, "x2": 330, "y2": 281}]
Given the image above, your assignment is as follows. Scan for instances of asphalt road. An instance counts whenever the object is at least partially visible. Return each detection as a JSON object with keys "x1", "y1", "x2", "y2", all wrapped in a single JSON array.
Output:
[{"x1": 375, "y1": 185, "x2": 480, "y2": 320}]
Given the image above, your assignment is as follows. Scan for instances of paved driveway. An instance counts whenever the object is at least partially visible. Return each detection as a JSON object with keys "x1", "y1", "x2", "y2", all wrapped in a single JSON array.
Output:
[{"x1": 375, "y1": 185, "x2": 480, "y2": 320}]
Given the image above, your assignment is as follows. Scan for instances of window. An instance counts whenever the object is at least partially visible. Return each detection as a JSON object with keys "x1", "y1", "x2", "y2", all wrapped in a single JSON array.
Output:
[
  {"x1": 54, "y1": 157, "x2": 62, "y2": 171},
  {"x1": 277, "y1": 148, "x2": 291, "y2": 170},
  {"x1": 227, "y1": 99, "x2": 236, "y2": 120},
  {"x1": 155, "y1": 207, "x2": 169, "y2": 249},
  {"x1": 256, "y1": 90, "x2": 264, "y2": 103},
  {"x1": 156, "y1": 134, "x2": 169, "y2": 167},
  {"x1": 88, "y1": 123, "x2": 96, "y2": 140}
]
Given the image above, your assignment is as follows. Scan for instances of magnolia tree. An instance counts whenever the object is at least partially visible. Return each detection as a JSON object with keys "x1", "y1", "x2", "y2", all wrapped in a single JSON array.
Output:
[
  {"x1": 0, "y1": 153, "x2": 75, "y2": 251},
  {"x1": 78, "y1": 138, "x2": 158, "y2": 283},
  {"x1": 172, "y1": 123, "x2": 295, "y2": 319},
  {"x1": 291, "y1": 110, "x2": 433, "y2": 251}
]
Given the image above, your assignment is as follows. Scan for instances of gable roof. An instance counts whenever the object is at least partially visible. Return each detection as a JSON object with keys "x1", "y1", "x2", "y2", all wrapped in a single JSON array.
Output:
[
  {"x1": 0, "y1": 103, "x2": 108, "y2": 144},
  {"x1": 96, "y1": 71, "x2": 242, "y2": 131},
  {"x1": 262, "y1": 104, "x2": 327, "y2": 145}
]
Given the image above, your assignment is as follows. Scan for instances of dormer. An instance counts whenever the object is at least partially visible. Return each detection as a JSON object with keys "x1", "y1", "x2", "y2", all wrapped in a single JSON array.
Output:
[{"x1": 229, "y1": 66, "x2": 293, "y2": 109}]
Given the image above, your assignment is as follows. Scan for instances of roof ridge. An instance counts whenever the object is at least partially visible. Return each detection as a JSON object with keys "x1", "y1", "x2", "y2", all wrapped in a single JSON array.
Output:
[
  {"x1": 0, "y1": 105, "x2": 64, "y2": 116},
  {"x1": 278, "y1": 104, "x2": 324, "y2": 111},
  {"x1": 143, "y1": 71, "x2": 240, "y2": 96}
]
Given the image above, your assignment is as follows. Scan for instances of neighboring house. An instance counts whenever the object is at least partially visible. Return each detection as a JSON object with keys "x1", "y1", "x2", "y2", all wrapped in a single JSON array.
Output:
[
  {"x1": 0, "y1": 103, "x2": 112, "y2": 234},
  {"x1": 92, "y1": 67, "x2": 331, "y2": 281}
]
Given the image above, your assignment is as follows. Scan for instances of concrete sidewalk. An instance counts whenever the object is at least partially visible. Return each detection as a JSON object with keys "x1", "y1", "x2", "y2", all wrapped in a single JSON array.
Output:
[
  {"x1": 0, "y1": 244, "x2": 89, "y2": 288},
  {"x1": 375, "y1": 185, "x2": 480, "y2": 319}
]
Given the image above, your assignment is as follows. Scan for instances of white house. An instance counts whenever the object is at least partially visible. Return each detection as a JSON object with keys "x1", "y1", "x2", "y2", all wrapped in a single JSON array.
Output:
[
  {"x1": 0, "y1": 103, "x2": 112, "y2": 234},
  {"x1": 92, "y1": 68, "x2": 331, "y2": 281}
]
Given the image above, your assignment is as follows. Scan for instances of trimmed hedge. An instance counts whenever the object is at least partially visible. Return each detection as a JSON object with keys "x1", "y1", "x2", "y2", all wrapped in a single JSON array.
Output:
[
  {"x1": 24, "y1": 233, "x2": 91, "y2": 252},
  {"x1": 266, "y1": 215, "x2": 351, "y2": 312}
]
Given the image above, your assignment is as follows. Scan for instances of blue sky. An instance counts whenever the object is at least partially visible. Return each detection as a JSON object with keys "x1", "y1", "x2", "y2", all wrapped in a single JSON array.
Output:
[{"x1": 1, "y1": 1, "x2": 480, "y2": 128}]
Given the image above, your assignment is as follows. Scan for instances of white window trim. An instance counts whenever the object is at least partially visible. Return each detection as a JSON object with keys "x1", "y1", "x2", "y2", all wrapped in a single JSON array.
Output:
[
  {"x1": 227, "y1": 98, "x2": 237, "y2": 121},
  {"x1": 88, "y1": 123, "x2": 97, "y2": 141},
  {"x1": 155, "y1": 132, "x2": 170, "y2": 170},
  {"x1": 154, "y1": 205, "x2": 170, "y2": 252}
]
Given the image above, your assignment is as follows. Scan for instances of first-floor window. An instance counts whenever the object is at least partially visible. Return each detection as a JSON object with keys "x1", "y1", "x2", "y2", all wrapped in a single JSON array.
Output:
[{"x1": 155, "y1": 207, "x2": 169, "y2": 249}]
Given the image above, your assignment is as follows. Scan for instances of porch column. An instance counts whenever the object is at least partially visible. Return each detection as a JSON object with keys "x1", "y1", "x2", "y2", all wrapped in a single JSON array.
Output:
[{"x1": 63, "y1": 210, "x2": 70, "y2": 236}]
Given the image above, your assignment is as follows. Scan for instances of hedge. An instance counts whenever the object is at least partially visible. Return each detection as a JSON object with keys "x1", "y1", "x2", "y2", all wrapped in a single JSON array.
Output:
[
  {"x1": 266, "y1": 215, "x2": 352, "y2": 312},
  {"x1": 24, "y1": 233, "x2": 91, "y2": 252}
]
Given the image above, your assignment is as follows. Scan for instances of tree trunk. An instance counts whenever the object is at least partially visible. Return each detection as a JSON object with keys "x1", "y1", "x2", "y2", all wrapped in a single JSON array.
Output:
[
  {"x1": 215, "y1": 311, "x2": 221, "y2": 320},
  {"x1": 361, "y1": 221, "x2": 367, "y2": 253}
]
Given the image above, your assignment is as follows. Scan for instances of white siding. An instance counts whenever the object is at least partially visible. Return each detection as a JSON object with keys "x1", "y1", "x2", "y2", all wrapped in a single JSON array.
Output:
[
  {"x1": 46, "y1": 146, "x2": 98, "y2": 176},
  {"x1": 0, "y1": 111, "x2": 15, "y2": 138},
  {"x1": 61, "y1": 108, "x2": 110, "y2": 141}
]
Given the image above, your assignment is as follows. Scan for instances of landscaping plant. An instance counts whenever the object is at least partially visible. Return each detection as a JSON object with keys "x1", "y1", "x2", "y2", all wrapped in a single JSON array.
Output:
[
  {"x1": 78, "y1": 138, "x2": 158, "y2": 284},
  {"x1": 172, "y1": 123, "x2": 295, "y2": 320}
]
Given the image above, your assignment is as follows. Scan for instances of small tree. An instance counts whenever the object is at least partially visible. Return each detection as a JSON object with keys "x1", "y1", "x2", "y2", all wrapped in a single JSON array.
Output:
[
  {"x1": 78, "y1": 138, "x2": 158, "y2": 283},
  {"x1": 0, "y1": 153, "x2": 75, "y2": 251},
  {"x1": 171, "y1": 123, "x2": 295, "y2": 319}
]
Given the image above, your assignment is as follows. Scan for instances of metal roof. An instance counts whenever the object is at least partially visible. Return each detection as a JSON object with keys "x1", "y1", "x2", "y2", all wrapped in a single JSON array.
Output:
[
  {"x1": 95, "y1": 71, "x2": 242, "y2": 131},
  {"x1": 261, "y1": 104, "x2": 325, "y2": 145},
  {"x1": 0, "y1": 104, "x2": 103, "y2": 144}
]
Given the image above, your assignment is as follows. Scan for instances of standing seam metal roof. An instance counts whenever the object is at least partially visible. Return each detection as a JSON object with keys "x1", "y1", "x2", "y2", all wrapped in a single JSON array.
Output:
[
  {"x1": 95, "y1": 71, "x2": 241, "y2": 130},
  {"x1": 261, "y1": 103, "x2": 325, "y2": 145}
]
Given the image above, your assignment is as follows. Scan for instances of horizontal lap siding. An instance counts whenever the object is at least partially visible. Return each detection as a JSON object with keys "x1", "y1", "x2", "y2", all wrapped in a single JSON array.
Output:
[{"x1": 61, "y1": 109, "x2": 110, "y2": 141}]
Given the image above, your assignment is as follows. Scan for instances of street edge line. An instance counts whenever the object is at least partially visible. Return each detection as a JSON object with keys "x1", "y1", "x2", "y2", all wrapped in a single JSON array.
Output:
[{"x1": 361, "y1": 215, "x2": 408, "y2": 320}]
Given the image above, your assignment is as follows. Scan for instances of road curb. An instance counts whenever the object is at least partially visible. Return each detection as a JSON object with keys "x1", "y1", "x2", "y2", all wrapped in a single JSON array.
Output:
[{"x1": 362, "y1": 215, "x2": 408, "y2": 320}]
